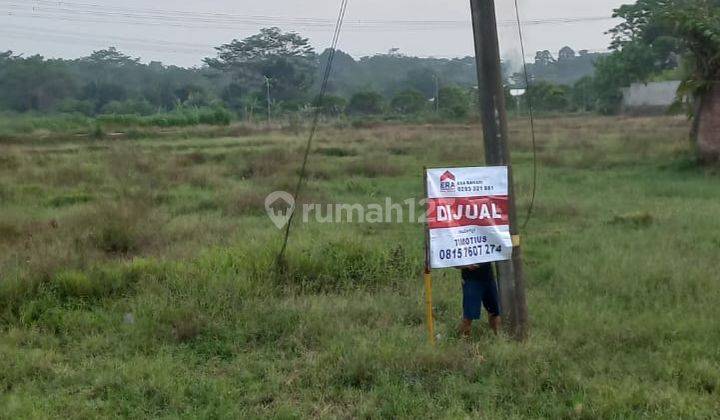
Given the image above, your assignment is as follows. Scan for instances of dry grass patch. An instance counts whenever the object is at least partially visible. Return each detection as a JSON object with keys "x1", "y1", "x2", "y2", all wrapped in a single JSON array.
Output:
[
  {"x1": 0, "y1": 147, "x2": 22, "y2": 171},
  {"x1": 220, "y1": 188, "x2": 269, "y2": 217},
  {"x1": 315, "y1": 147, "x2": 358, "y2": 157},
  {"x1": 346, "y1": 159, "x2": 403, "y2": 178},
  {"x1": 227, "y1": 147, "x2": 304, "y2": 179},
  {"x1": 0, "y1": 220, "x2": 25, "y2": 245}
]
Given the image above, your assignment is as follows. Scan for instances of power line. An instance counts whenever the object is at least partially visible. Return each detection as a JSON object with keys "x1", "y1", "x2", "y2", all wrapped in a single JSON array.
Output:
[
  {"x1": 0, "y1": 22, "x2": 215, "y2": 56},
  {"x1": 276, "y1": 0, "x2": 350, "y2": 268},
  {"x1": 0, "y1": 19, "x2": 612, "y2": 64},
  {"x1": 0, "y1": 21, "x2": 612, "y2": 64},
  {"x1": 512, "y1": 0, "x2": 538, "y2": 230},
  {"x1": 1, "y1": 10, "x2": 289, "y2": 31},
  {"x1": 0, "y1": 30, "x2": 210, "y2": 56},
  {"x1": 3, "y1": 0, "x2": 616, "y2": 28},
  {"x1": 0, "y1": 11, "x2": 616, "y2": 31},
  {"x1": 0, "y1": 1, "x2": 617, "y2": 31},
  {"x1": 0, "y1": 0, "x2": 349, "y2": 24},
  {"x1": 0, "y1": 23, "x2": 212, "y2": 50}
]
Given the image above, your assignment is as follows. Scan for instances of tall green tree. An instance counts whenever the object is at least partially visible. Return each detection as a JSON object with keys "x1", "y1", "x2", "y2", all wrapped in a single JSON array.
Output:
[
  {"x1": 438, "y1": 85, "x2": 470, "y2": 119},
  {"x1": 591, "y1": 42, "x2": 658, "y2": 114},
  {"x1": 526, "y1": 81, "x2": 570, "y2": 112},
  {"x1": 84, "y1": 47, "x2": 140, "y2": 67},
  {"x1": 391, "y1": 89, "x2": 427, "y2": 115},
  {"x1": 570, "y1": 76, "x2": 596, "y2": 111},
  {"x1": 205, "y1": 27, "x2": 316, "y2": 102}
]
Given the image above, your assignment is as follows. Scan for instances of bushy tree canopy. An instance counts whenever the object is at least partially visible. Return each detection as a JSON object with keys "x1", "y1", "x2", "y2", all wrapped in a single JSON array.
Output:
[
  {"x1": 205, "y1": 27, "x2": 316, "y2": 101},
  {"x1": 391, "y1": 89, "x2": 427, "y2": 115},
  {"x1": 438, "y1": 85, "x2": 470, "y2": 118},
  {"x1": 527, "y1": 81, "x2": 570, "y2": 112},
  {"x1": 0, "y1": 54, "x2": 77, "y2": 112}
]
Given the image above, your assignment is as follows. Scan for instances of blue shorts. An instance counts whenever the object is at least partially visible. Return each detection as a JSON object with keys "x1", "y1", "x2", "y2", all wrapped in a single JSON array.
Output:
[{"x1": 461, "y1": 264, "x2": 501, "y2": 320}]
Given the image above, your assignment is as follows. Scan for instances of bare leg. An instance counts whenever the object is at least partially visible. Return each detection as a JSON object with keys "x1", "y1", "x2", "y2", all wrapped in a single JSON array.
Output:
[
  {"x1": 459, "y1": 318, "x2": 472, "y2": 338},
  {"x1": 489, "y1": 315, "x2": 501, "y2": 335}
]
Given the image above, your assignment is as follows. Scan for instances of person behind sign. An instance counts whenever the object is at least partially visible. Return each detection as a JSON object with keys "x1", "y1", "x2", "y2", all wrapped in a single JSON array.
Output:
[{"x1": 458, "y1": 263, "x2": 501, "y2": 337}]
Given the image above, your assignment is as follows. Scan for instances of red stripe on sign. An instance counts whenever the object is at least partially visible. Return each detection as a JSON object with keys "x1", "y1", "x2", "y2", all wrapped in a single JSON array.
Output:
[{"x1": 427, "y1": 196, "x2": 509, "y2": 229}]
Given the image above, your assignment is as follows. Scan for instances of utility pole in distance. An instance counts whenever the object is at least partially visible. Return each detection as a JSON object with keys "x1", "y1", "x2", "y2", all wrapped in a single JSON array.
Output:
[
  {"x1": 433, "y1": 74, "x2": 440, "y2": 114},
  {"x1": 264, "y1": 76, "x2": 272, "y2": 126},
  {"x1": 470, "y1": 0, "x2": 529, "y2": 340}
]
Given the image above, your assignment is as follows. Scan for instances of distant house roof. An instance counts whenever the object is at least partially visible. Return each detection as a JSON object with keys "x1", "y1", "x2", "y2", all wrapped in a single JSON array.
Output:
[{"x1": 622, "y1": 81, "x2": 681, "y2": 111}]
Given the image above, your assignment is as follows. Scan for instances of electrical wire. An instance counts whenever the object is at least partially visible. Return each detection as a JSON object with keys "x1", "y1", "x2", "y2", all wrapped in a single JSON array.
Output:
[
  {"x1": 2, "y1": 0, "x2": 615, "y2": 27},
  {"x1": 275, "y1": 0, "x2": 349, "y2": 267},
  {"x1": 513, "y1": 0, "x2": 538, "y2": 230},
  {"x1": 0, "y1": 23, "x2": 212, "y2": 51},
  {"x1": 0, "y1": 1, "x2": 615, "y2": 31},
  {"x1": 0, "y1": 20, "x2": 610, "y2": 65},
  {"x1": 0, "y1": 30, "x2": 210, "y2": 55}
]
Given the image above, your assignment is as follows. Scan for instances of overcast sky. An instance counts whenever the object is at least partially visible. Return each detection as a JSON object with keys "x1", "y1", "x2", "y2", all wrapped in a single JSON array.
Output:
[{"x1": 0, "y1": 0, "x2": 629, "y2": 67}]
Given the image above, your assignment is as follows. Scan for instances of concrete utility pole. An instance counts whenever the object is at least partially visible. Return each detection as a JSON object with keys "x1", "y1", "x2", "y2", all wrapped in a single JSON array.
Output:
[{"x1": 470, "y1": 0, "x2": 529, "y2": 340}]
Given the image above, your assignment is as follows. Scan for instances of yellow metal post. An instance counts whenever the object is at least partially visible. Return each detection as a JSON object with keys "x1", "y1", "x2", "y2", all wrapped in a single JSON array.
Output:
[
  {"x1": 424, "y1": 270, "x2": 436, "y2": 345},
  {"x1": 422, "y1": 167, "x2": 436, "y2": 346}
]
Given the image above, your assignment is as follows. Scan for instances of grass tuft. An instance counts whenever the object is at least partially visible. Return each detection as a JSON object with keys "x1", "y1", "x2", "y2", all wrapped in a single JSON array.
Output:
[{"x1": 609, "y1": 212, "x2": 654, "y2": 228}]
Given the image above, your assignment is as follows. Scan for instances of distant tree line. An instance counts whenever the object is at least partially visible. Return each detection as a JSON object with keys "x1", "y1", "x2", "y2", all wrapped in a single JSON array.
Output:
[
  {"x1": 5, "y1": 15, "x2": 707, "y2": 123},
  {"x1": 0, "y1": 47, "x2": 222, "y2": 116},
  {"x1": 0, "y1": 28, "x2": 469, "y2": 121}
]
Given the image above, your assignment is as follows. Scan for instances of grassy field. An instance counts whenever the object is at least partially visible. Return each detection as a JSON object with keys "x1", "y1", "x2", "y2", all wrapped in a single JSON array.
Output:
[{"x1": 1, "y1": 115, "x2": 719, "y2": 418}]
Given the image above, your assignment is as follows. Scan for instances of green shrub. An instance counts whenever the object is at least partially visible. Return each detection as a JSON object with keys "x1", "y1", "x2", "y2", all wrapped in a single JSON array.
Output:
[
  {"x1": 94, "y1": 224, "x2": 137, "y2": 254},
  {"x1": 0, "y1": 112, "x2": 91, "y2": 135},
  {"x1": 86, "y1": 201, "x2": 156, "y2": 256},
  {"x1": 53, "y1": 270, "x2": 98, "y2": 299},
  {"x1": 391, "y1": 89, "x2": 428, "y2": 115},
  {"x1": 90, "y1": 123, "x2": 105, "y2": 140},
  {"x1": 438, "y1": 85, "x2": 471, "y2": 119},
  {"x1": 281, "y1": 241, "x2": 418, "y2": 292},
  {"x1": 96, "y1": 106, "x2": 232, "y2": 129},
  {"x1": 197, "y1": 107, "x2": 232, "y2": 125}
]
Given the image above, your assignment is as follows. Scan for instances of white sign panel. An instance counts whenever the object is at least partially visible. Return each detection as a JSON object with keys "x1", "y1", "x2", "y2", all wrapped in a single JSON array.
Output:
[{"x1": 426, "y1": 166, "x2": 513, "y2": 269}]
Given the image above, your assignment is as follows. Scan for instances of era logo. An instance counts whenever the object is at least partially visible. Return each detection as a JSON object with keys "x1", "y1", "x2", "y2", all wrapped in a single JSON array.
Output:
[{"x1": 439, "y1": 171, "x2": 456, "y2": 193}]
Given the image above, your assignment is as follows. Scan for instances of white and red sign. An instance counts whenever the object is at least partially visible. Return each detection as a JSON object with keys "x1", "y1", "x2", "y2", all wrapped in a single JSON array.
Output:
[{"x1": 426, "y1": 166, "x2": 513, "y2": 268}]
